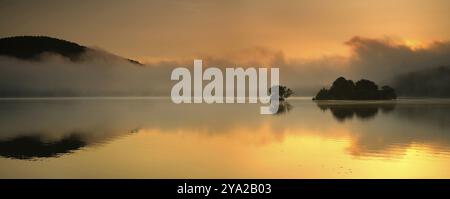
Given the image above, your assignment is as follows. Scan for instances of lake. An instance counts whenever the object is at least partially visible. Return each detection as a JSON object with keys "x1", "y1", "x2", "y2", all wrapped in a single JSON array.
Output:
[{"x1": 0, "y1": 97, "x2": 450, "y2": 178}]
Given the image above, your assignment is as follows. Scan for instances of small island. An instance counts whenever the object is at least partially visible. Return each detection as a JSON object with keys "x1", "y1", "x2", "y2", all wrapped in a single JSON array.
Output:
[
  {"x1": 313, "y1": 77, "x2": 396, "y2": 100},
  {"x1": 270, "y1": 85, "x2": 294, "y2": 101}
]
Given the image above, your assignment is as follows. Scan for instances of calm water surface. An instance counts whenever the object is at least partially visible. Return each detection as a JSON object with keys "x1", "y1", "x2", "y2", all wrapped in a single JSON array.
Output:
[{"x1": 0, "y1": 98, "x2": 450, "y2": 178}]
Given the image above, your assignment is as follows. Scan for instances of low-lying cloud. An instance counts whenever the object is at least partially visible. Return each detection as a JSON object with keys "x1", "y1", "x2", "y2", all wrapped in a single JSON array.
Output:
[{"x1": 1, "y1": 36, "x2": 450, "y2": 97}]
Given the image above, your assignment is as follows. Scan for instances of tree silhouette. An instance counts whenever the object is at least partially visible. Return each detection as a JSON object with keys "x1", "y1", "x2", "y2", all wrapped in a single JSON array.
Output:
[
  {"x1": 313, "y1": 77, "x2": 397, "y2": 100},
  {"x1": 270, "y1": 85, "x2": 293, "y2": 101}
]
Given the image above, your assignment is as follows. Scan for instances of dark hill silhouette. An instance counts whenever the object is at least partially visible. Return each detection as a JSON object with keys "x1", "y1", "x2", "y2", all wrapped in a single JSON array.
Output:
[
  {"x1": 0, "y1": 36, "x2": 142, "y2": 65},
  {"x1": 393, "y1": 66, "x2": 450, "y2": 97},
  {"x1": 313, "y1": 77, "x2": 396, "y2": 100}
]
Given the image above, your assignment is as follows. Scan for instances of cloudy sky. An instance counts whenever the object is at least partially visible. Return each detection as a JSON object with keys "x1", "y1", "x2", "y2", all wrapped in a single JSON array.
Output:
[
  {"x1": 1, "y1": 0, "x2": 449, "y2": 62},
  {"x1": 1, "y1": 0, "x2": 450, "y2": 96}
]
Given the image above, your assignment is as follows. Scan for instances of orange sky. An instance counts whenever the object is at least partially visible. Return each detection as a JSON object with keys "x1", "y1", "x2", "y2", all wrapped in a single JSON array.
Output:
[{"x1": 1, "y1": 0, "x2": 449, "y2": 63}]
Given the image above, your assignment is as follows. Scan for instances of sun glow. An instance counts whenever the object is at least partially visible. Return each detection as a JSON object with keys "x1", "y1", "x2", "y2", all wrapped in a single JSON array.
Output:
[{"x1": 404, "y1": 39, "x2": 424, "y2": 50}]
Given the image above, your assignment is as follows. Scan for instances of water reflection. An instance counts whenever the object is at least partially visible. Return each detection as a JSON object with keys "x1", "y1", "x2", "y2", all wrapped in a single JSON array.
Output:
[
  {"x1": 0, "y1": 98, "x2": 450, "y2": 178},
  {"x1": 395, "y1": 102, "x2": 450, "y2": 129},
  {"x1": 0, "y1": 99, "x2": 153, "y2": 160},
  {"x1": 315, "y1": 101, "x2": 396, "y2": 122},
  {"x1": 317, "y1": 101, "x2": 450, "y2": 158},
  {"x1": 0, "y1": 134, "x2": 86, "y2": 159},
  {"x1": 275, "y1": 101, "x2": 293, "y2": 115}
]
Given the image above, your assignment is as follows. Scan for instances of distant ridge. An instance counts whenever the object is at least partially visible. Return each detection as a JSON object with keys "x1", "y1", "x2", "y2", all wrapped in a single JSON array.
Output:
[
  {"x1": 393, "y1": 66, "x2": 450, "y2": 97},
  {"x1": 0, "y1": 36, "x2": 142, "y2": 65}
]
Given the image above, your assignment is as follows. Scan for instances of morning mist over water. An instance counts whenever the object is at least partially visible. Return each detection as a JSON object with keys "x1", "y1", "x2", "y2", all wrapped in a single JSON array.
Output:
[{"x1": 1, "y1": 36, "x2": 450, "y2": 97}]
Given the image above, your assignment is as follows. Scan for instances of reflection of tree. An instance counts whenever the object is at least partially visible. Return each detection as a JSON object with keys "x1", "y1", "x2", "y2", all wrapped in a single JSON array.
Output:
[
  {"x1": 315, "y1": 102, "x2": 396, "y2": 122},
  {"x1": 275, "y1": 101, "x2": 293, "y2": 115},
  {"x1": 0, "y1": 134, "x2": 86, "y2": 160}
]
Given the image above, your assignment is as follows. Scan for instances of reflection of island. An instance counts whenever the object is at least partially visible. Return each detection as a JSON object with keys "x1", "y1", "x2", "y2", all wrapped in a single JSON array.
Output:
[
  {"x1": 0, "y1": 128, "x2": 138, "y2": 160},
  {"x1": 0, "y1": 100, "x2": 148, "y2": 160},
  {"x1": 312, "y1": 100, "x2": 450, "y2": 158},
  {"x1": 0, "y1": 134, "x2": 86, "y2": 160},
  {"x1": 347, "y1": 103, "x2": 450, "y2": 157},
  {"x1": 316, "y1": 102, "x2": 396, "y2": 122}
]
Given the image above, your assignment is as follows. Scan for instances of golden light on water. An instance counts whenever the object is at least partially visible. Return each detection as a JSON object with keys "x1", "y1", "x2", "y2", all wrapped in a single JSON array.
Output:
[
  {"x1": 139, "y1": 126, "x2": 450, "y2": 178},
  {"x1": 2, "y1": 121, "x2": 449, "y2": 179}
]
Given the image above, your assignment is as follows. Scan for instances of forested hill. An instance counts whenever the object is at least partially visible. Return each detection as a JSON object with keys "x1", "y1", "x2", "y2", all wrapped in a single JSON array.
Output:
[
  {"x1": 393, "y1": 66, "x2": 450, "y2": 97},
  {"x1": 0, "y1": 36, "x2": 141, "y2": 65}
]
